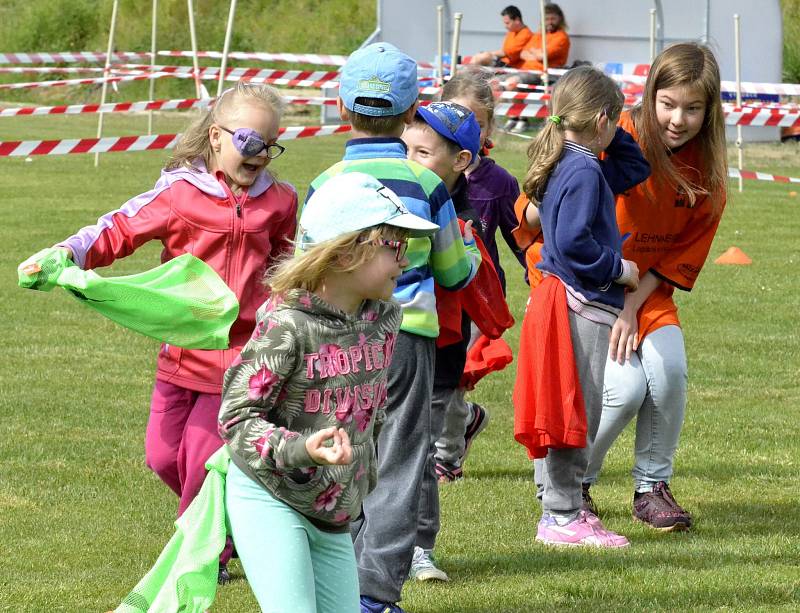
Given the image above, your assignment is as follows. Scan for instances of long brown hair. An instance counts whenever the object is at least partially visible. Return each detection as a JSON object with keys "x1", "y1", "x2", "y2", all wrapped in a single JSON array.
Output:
[
  {"x1": 523, "y1": 66, "x2": 623, "y2": 204},
  {"x1": 631, "y1": 42, "x2": 726, "y2": 214},
  {"x1": 165, "y1": 81, "x2": 286, "y2": 171}
]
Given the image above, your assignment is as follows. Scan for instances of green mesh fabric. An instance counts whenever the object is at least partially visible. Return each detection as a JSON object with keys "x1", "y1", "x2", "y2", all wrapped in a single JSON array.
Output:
[
  {"x1": 115, "y1": 447, "x2": 230, "y2": 613},
  {"x1": 18, "y1": 251, "x2": 239, "y2": 350}
]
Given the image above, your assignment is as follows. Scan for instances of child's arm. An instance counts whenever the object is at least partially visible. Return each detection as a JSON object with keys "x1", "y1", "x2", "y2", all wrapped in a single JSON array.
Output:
[
  {"x1": 218, "y1": 310, "x2": 318, "y2": 471},
  {"x1": 599, "y1": 127, "x2": 651, "y2": 195},
  {"x1": 554, "y1": 169, "x2": 626, "y2": 289},
  {"x1": 609, "y1": 270, "x2": 662, "y2": 363},
  {"x1": 429, "y1": 183, "x2": 482, "y2": 290},
  {"x1": 56, "y1": 180, "x2": 172, "y2": 270}
]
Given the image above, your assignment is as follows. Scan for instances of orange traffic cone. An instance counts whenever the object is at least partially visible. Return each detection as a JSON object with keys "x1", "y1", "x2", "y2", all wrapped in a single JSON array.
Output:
[{"x1": 714, "y1": 246, "x2": 752, "y2": 265}]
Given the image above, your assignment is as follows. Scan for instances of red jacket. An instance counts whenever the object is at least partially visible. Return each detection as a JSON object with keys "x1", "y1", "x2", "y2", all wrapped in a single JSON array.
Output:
[
  {"x1": 59, "y1": 161, "x2": 297, "y2": 393},
  {"x1": 513, "y1": 276, "x2": 586, "y2": 459}
]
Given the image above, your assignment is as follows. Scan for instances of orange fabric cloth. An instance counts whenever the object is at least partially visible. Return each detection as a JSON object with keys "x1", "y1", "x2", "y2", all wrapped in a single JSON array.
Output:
[
  {"x1": 513, "y1": 276, "x2": 586, "y2": 459},
  {"x1": 511, "y1": 193, "x2": 545, "y2": 287},
  {"x1": 501, "y1": 26, "x2": 534, "y2": 68},
  {"x1": 519, "y1": 29, "x2": 571, "y2": 71},
  {"x1": 615, "y1": 112, "x2": 726, "y2": 338},
  {"x1": 461, "y1": 335, "x2": 513, "y2": 391}
]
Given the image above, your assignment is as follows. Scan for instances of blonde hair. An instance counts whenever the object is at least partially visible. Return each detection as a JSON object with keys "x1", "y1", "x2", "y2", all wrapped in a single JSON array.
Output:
[
  {"x1": 631, "y1": 42, "x2": 727, "y2": 214},
  {"x1": 523, "y1": 66, "x2": 624, "y2": 204},
  {"x1": 165, "y1": 81, "x2": 287, "y2": 171},
  {"x1": 266, "y1": 225, "x2": 407, "y2": 295},
  {"x1": 441, "y1": 66, "x2": 499, "y2": 129}
]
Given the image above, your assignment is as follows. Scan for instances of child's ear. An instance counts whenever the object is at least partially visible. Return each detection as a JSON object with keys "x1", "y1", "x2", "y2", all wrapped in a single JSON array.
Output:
[
  {"x1": 337, "y1": 98, "x2": 351, "y2": 122},
  {"x1": 402, "y1": 101, "x2": 420, "y2": 125},
  {"x1": 453, "y1": 150, "x2": 473, "y2": 173},
  {"x1": 209, "y1": 124, "x2": 222, "y2": 152},
  {"x1": 597, "y1": 113, "x2": 609, "y2": 135}
]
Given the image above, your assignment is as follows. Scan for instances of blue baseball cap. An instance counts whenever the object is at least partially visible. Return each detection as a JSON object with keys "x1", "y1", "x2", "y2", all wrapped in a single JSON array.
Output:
[
  {"x1": 339, "y1": 43, "x2": 419, "y2": 117},
  {"x1": 298, "y1": 173, "x2": 439, "y2": 249},
  {"x1": 416, "y1": 102, "x2": 481, "y2": 161}
]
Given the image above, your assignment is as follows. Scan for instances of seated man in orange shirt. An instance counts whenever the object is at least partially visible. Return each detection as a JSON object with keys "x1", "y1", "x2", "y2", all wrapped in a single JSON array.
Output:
[
  {"x1": 470, "y1": 5, "x2": 532, "y2": 69},
  {"x1": 504, "y1": 3, "x2": 571, "y2": 133}
]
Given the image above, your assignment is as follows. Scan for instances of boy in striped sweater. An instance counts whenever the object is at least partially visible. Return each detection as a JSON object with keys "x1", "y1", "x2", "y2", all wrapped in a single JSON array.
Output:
[{"x1": 304, "y1": 42, "x2": 481, "y2": 613}]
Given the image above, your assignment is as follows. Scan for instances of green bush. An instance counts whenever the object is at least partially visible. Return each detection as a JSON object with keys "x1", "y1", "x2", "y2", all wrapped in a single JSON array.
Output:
[{"x1": 782, "y1": 0, "x2": 800, "y2": 82}]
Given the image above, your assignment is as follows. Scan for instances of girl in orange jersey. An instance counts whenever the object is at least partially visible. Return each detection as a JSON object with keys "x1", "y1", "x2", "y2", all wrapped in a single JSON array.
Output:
[{"x1": 582, "y1": 43, "x2": 728, "y2": 531}]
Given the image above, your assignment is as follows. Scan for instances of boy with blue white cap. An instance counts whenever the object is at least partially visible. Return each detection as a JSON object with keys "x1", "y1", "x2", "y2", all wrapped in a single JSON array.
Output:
[{"x1": 305, "y1": 42, "x2": 481, "y2": 613}]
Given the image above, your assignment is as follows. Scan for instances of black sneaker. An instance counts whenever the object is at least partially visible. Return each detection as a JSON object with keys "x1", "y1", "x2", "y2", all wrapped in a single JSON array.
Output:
[
  {"x1": 633, "y1": 481, "x2": 692, "y2": 531},
  {"x1": 218, "y1": 563, "x2": 231, "y2": 585}
]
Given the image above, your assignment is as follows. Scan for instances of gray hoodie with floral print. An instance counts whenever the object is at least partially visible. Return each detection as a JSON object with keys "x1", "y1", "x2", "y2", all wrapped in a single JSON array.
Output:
[{"x1": 219, "y1": 289, "x2": 401, "y2": 532}]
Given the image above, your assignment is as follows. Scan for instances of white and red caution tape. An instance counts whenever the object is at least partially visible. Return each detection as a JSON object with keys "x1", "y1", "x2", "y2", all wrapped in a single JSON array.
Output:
[
  {"x1": 0, "y1": 97, "x2": 212, "y2": 118},
  {"x1": 0, "y1": 124, "x2": 351, "y2": 157},
  {"x1": 0, "y1": 66, "x2": 108, "y2": 75},
  {"x1": 0, "y1": 51, "x2": 151, "y2": 65},
  {"x1": 156, "y1": 50, "x2": 351, "y2": 66},
  {"x1": 0, "y1": 71, "x2": 188, "y2": 90},
  {"x1": 728, "y1": 168, "x2": 800, "y2": 184}
]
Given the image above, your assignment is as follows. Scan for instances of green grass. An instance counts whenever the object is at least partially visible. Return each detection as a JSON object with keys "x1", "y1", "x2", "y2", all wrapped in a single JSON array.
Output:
[{"x1": 1, "y1": 114, "x2": 799, "y2": 612}]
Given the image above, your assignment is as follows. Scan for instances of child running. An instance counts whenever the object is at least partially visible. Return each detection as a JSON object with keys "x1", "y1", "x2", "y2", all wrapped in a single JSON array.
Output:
[
  {"x1": 24, "y1": 81, "x2": 298, "y2": 580},
  {"x1": 582, "y1": 43, "x2": 728, "y2": 531},
  {"x1": 433, "y1": 67, "x2": 526, "y2": 486},
  {"x1": 306, "y1": 42, "x2": 481, "y2": 612},
  {"x1": 512, "y1": 66, "x2": 650, "y2": 547},
  {"x1": 219, "y1": 172, "x2": 438, "y2": 613}
]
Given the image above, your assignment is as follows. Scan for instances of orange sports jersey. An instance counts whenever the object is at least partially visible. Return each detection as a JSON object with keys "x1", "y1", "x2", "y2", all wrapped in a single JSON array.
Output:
[
  {"x1": 511, "y1": 192, "x2": 544, "y2": 287},
  {"x1": 615, "y1": 111, "x2": 725, "y2": 338},
  {"x1": 520, "y1": 29, "x2": 571, "y2": 71},
  {"x1": 502, "y1": 26, "x2": 534, "y2": 68}
]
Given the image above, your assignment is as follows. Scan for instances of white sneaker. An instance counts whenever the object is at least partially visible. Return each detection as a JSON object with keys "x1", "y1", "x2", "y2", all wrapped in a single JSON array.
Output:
[
  {"x1": 511, "y1": 119, "x2": 528, "y2": 134},
  {"x1": 503, "y1": 118, "x2": 517, "y2": 131},
  {"x1": 409, "y1": 546, "x2": 449, "y2": 581}
]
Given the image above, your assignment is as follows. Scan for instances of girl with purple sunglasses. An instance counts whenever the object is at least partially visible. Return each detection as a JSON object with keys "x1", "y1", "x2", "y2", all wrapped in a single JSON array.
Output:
[{"x1": 23, "y1": 80, "x2": 298, "y2": 582}]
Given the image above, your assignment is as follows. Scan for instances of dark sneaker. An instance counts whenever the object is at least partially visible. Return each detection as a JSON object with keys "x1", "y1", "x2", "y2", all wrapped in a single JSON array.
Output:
[
  {"x1": 462, "y1": 402, "x2": 490, "y2": 464},
  {"x1": 217, "y1": 563, "x2": 231, "y2": 585},
  {"x1": 581, "y1": 483, "x2": 599, "y2": 516},
  {"x1": 360, "y1": 595, "x2": 406, "y2": 613},
  {"x1": 436, "y1": 461, "x2": 463, "y2": 484},
  {"x1": 633, "y1": 481, "x2": 692, "y2": 532}
]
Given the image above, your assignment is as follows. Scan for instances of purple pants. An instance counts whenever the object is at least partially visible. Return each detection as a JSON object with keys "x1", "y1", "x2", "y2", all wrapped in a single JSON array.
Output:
[{"x1": 145, "y1": 379, "x2": 232, "y2": 563}]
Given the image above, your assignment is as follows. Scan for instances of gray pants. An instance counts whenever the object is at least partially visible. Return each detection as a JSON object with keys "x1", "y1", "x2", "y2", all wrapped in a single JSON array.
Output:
[
  {"x1": 434, "y1": 388, "x2": 470, "y2": 466},
  {"x1": 534, "y1": 311, "x2": 610, "y2": 516},
  {"x1": 352, "y1": 332, "x2": 435, "y2": 603},
  {"x1": 416, "y1": 386, "x2": 456, "y2": 550}
]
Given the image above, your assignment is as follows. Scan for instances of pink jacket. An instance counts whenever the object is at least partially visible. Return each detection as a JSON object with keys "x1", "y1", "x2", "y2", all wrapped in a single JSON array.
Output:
[{"x1": 59, "y1": 160, "x2": 298, "y2": 393}]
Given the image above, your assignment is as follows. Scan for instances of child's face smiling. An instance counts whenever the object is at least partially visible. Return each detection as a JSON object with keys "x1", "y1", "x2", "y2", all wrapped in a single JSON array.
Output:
[
  {"x1": 352, "y1": 238, "x2": 410, "y2": 302},
  {"x1": 210, "y1": 103, "x2": 280, "y2": 194},
  {"x1": 655, "y1": 84, "x2": 707, "y2": 149},
  {"x1": 402, "y1": 124, "x2": 460, "y2": 188}
]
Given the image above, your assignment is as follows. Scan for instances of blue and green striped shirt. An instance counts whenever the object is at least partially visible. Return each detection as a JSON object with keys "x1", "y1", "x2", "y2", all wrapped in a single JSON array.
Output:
[{"x1": 305, "y1": 137, "x2": 481, "y2": 337}]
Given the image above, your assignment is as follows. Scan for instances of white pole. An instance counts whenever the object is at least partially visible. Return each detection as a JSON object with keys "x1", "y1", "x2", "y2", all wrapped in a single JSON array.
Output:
[
  {"x1": 187, "y1": 0, "x2": 202, "y2": 99},
  {"x1": 147, "y1": 0, "x2": 158, "y2": 135},
  {"x1": 450, "y1": 12, "x2": 463, "y2": 78},
  {"x1": 649, "y1": 9, "x2": 657, "y2": 64},
  {"x1": 94, "y1": 0, "x2": 119, "y2": 168},
  {"x1": 437, "y1": 5, "x2": 444, "y2": 86},
  {"x1": 540, "y1": 0, "x2": 549, "y2": 94},
  {"x1": 734, "y1": 14, "x2": 743, "y2": 193},
  {"x1": 217, "y1": 0, "x2": 237, "y2": 97}
]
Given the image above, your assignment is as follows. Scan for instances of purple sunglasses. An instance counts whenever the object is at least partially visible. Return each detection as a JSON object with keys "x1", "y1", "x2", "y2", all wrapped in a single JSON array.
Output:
[{"x1": 219, "y1": 126, "x2": 286, "y2": 159}]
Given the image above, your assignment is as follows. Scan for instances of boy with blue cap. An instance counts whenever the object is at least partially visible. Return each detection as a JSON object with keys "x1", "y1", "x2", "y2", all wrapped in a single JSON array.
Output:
[{"x1": 305, "y1": 43, "x2": 481, "y2": 613}]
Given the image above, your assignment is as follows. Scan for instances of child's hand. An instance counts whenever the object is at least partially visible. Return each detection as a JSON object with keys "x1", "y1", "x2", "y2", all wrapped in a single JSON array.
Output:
[
  {"x1": 616, "y1": 259, "x2": 639, "y2": 291},
  {"x1": 17, "y1": 247, "x2": 73, "y2": 291},
  {"x1": 463, "y1": 219, "x2": 475, "y2": 243},
  {"x1": 305, "y1": 427, "x2": 353, "y2": 466}
]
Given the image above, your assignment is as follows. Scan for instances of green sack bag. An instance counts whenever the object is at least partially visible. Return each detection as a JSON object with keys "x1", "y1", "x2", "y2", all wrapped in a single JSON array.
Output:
[{"x1": 18, "y1": 249, "x2": 239, "y2": 350}]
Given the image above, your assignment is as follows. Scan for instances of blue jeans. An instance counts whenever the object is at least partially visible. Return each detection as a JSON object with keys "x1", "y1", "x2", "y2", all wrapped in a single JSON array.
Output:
[
  {"x1": 585, "y1": 325, "x2": 688, "y2": 492},
  {"x1": 225, "y1": 462, "x2": 359, "y2": 613}
]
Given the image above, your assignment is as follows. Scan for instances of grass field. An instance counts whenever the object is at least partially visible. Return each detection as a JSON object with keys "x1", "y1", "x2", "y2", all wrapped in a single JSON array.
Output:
[{"x1": 1, "y1": 112, "x2": 799, "y2": 612}]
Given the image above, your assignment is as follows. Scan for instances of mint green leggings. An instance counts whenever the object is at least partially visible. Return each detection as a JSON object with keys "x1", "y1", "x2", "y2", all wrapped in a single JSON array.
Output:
[{"x1": 225, "y1": 462, "x2": 359, "y2": 613}]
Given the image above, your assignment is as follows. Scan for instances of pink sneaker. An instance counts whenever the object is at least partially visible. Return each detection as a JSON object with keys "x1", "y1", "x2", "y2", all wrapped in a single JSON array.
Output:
[{"x1": 536, "y1": 510, "x2": 630, "y2": 548}]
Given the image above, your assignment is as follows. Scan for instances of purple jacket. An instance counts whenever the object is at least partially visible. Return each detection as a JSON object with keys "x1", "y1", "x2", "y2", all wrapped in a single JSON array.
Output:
[{"x1": 466, "y1": 156, "x2": 526, "y2": 292}]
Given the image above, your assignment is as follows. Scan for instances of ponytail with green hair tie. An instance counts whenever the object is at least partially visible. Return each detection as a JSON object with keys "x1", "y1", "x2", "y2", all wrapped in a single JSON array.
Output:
[{"x1": 548, "y1": 115, "x2": 562, "y2": 125}]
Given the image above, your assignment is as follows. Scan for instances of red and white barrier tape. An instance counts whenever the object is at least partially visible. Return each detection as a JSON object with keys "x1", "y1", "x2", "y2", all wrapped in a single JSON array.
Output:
[
  {"x1": 156, "y1": 50, "x2": 350, "y2": 66},
  {"x1": 0, "y1": 51, "x2": 151, "y2": 64},
  {"x1": 0, "y1": 71, "x2": 187, "y2": 90},
  {"x1": 0, "y1": 97, "x2": 212, "y2": 118},
  {"x1": 0, "y1": 66, "x2": 108, "y2": 75},
  {"x1": 728, "y1": 168, "x2": 800, "y2": 184},
  {"x1": 0, "y1": 124, "x2": 351, "y2": 157}
]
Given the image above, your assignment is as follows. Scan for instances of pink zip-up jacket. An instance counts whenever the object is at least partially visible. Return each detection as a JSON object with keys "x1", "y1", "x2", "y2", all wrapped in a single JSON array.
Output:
[{"x1": 59, "y1": 160, "x2": 298, "y2": 393}]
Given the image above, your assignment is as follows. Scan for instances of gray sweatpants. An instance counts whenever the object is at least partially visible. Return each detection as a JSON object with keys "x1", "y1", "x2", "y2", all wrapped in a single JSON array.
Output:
[
  {"x1": 352, "y1": 332, "x2": 435, "y2": 603},
  {"x1": 534, "y1": 311, "x2": 610, "y2": 517}
]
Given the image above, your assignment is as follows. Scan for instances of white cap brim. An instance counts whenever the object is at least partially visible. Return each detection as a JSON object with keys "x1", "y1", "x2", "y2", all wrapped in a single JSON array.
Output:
[{"x1": 385, "y1": 212, "x2": 440, "y2": 237}]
